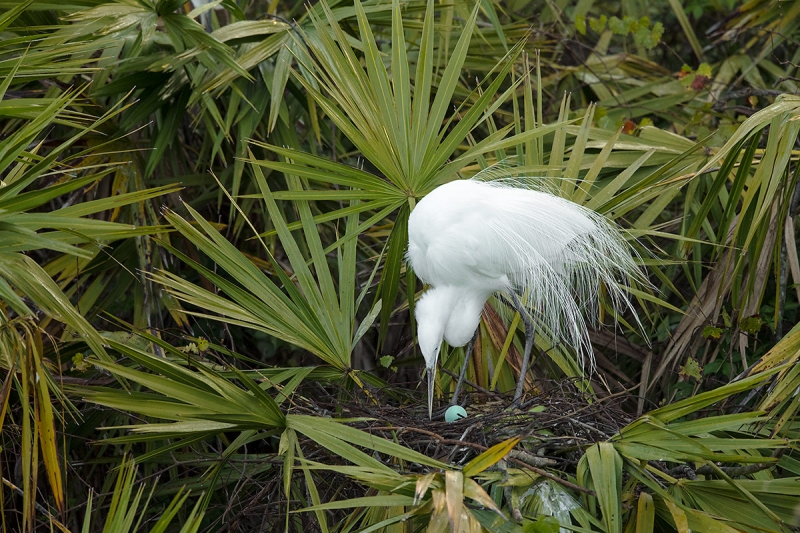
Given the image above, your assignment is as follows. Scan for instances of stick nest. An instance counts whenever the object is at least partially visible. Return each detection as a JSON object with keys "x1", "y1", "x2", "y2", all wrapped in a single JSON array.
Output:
[{"x1": 288, "y1": 379, "x2": 633, "y2": 473}]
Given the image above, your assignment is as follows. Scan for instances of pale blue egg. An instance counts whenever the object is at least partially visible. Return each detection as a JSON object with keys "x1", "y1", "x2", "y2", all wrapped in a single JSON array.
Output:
[{"x1": 445, "y1": 405, "x2": 467, "y2": 422}]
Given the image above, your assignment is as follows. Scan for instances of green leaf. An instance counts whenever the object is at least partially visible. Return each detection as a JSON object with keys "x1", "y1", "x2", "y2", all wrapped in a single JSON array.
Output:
[
  {"x1": 462, "y1": 438, "x2": 520, "y2": 478},
  {"x1": 581, "y1": 443, "x2": 623, "y2": 533},
  {"x1": 378, "y1": 205, "x2": 409, "y2": 348}
]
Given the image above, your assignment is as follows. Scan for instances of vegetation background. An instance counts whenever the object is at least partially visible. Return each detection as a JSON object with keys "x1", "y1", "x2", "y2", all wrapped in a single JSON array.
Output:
[{"x1": 2, "y1": 0, "x2": 800, "y2": 531}]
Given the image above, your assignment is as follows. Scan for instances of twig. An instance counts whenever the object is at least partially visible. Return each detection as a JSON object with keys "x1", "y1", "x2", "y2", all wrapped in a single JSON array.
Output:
[
  {"x1": 2, "y1": 477, "x2": 69, "y2": 531},
  {"x1": 370, "y1": 426, "x2": 595, "y2": 497},
  {"x1": 774, "y1": 76, "x2": 800, "y2": 86},
  {"x1": 556, "y1": 416, "x2": 610, "y2": 439},
  {"x1": 695, "y1": 462, "x2": 774, "y2": 477},
  {"x1": 666, "y1": 464, "x2": 697, "y2": 480},
  {"x1": 712, "y1": 88, "x2": 785, "y2": 111},
  {"x1": 507, "y1": 449, "x2": 557, "y2": 468}
]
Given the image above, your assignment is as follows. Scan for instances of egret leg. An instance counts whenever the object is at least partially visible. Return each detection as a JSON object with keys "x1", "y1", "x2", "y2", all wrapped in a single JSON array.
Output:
[
  {"x1": 508, "y1": 292, "x2": 535, "y2": 407},
  {"x1": 450, "y1": 330, "x2": 478, "y2": 406}
]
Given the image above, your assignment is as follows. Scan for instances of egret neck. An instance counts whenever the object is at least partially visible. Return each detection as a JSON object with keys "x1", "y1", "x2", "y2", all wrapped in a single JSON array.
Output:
[{"x1": 416, "y1": 285, "x2": 490, "y2": 417}]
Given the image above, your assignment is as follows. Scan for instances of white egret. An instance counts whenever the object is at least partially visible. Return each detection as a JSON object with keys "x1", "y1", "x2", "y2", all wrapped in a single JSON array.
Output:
[{"x1": 407, "y1": 178, "x2": 643, "y2": 418}]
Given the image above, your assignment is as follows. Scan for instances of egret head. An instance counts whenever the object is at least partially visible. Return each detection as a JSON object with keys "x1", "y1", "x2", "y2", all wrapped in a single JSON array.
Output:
[
  {"x1": 415, "y1": 287, "x2": 454, "y2": 369},
  {"x1": 415, "y1": 286, "x2": 457, "y2": 418}
]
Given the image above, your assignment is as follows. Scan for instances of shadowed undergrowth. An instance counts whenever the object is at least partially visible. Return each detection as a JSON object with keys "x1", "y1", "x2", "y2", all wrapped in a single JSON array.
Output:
[{"x1": 2, "y1": 0, "x2": 800, "y2": 531}]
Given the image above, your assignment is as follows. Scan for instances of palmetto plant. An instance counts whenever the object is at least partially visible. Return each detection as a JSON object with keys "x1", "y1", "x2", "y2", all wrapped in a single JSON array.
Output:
[
  {"x1": 0, "y1": 73, "x2": 176, "y2": 533},
  {"x1": 3, "y1": 0, "x2": 800, "y2": 532},
  {"x1": 75, "y1": 332, "x2": 800, "y2": 533}
]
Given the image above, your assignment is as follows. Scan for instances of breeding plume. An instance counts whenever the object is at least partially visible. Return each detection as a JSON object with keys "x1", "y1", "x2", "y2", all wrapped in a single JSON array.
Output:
[{"x1": 407, "y1": 179, "x2": 642, "y2": 417}]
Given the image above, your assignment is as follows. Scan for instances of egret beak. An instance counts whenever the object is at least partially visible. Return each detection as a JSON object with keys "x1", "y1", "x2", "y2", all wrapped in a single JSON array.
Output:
[{"x1": 427, "y1": 365, "x2": 435, "y2": 419}]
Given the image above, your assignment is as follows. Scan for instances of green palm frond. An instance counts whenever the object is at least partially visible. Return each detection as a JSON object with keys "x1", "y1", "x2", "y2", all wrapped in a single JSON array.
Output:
[{"x1": 151, "y1": 163, "x2": 362, "y2": 371}]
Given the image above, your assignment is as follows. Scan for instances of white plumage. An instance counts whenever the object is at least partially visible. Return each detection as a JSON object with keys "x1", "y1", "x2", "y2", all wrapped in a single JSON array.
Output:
[{"x1": 408, "y1": 178, "x2": 642, "y2": 416}]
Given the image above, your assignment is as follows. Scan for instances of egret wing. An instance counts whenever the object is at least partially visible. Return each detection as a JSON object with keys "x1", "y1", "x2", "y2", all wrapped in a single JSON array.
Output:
[{"x1": 408, "y1": 179, "x2": 644, "y2": 367}]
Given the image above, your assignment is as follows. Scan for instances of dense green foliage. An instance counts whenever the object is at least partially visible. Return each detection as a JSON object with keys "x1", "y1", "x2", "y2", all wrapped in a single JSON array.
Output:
[{"x1": 2, "y1": 0, "x2": 800, "y2": 531}]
